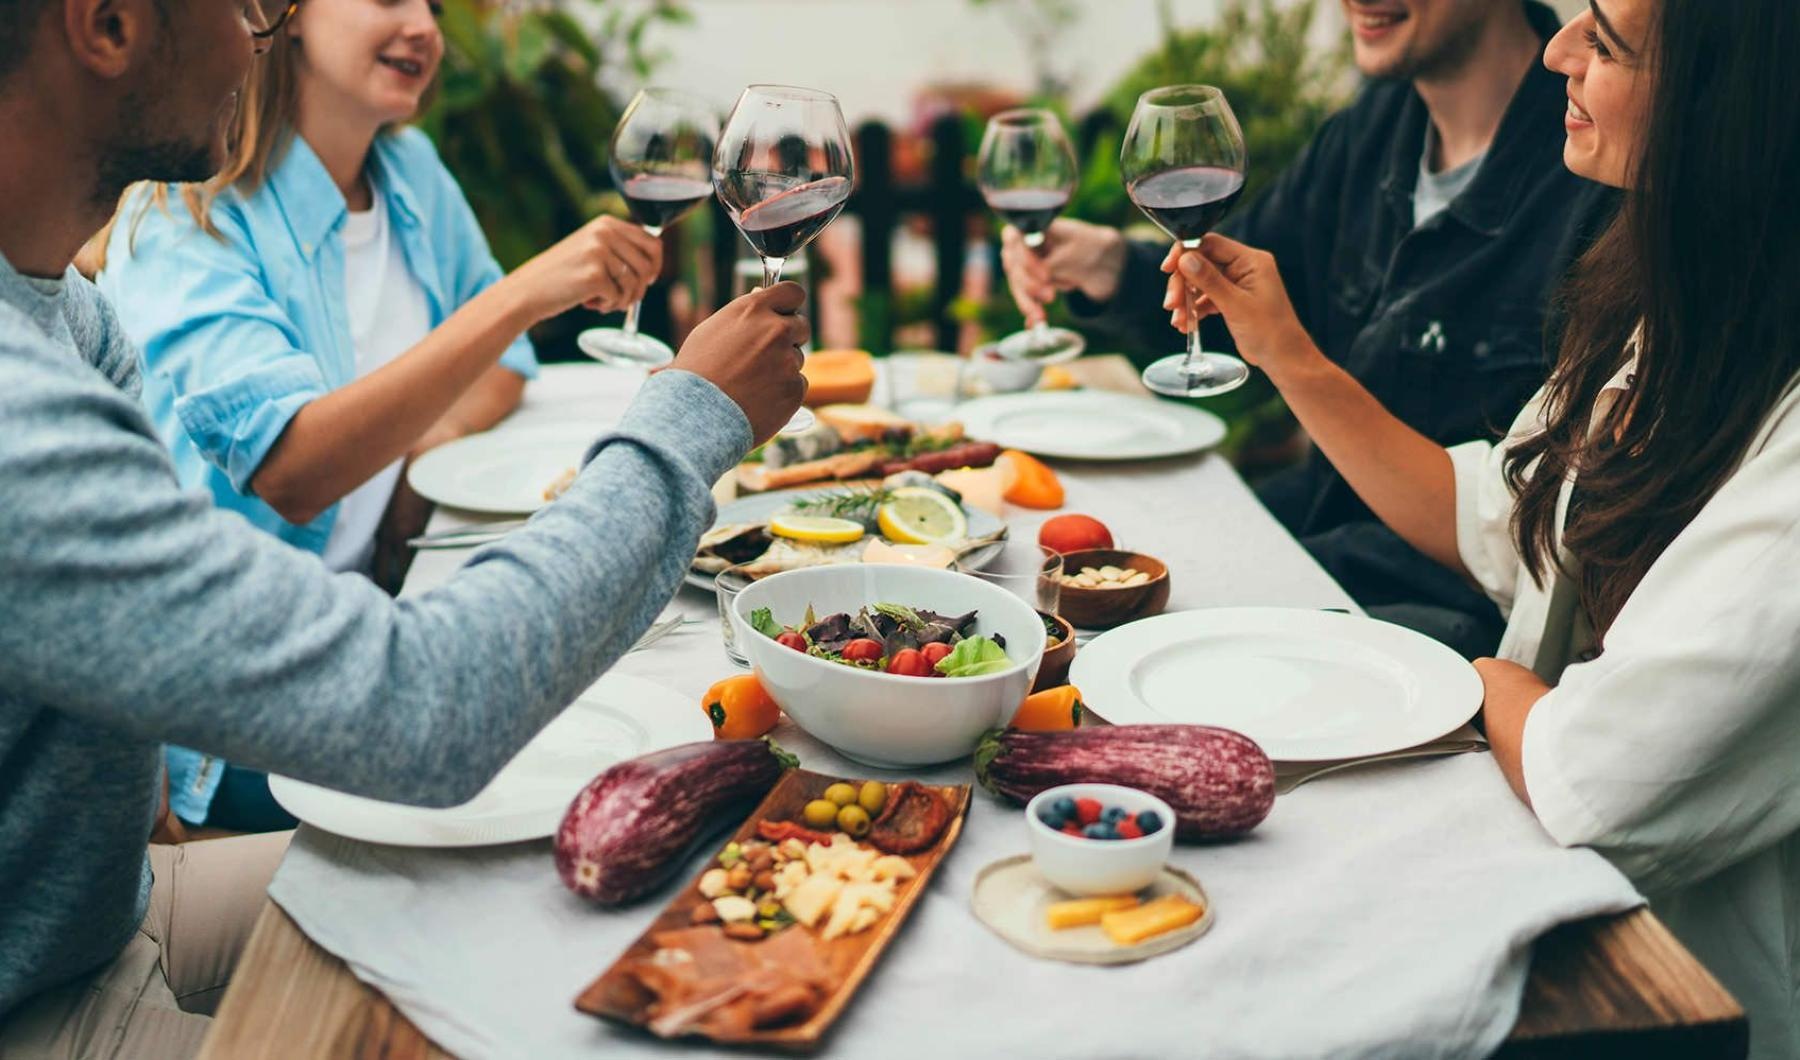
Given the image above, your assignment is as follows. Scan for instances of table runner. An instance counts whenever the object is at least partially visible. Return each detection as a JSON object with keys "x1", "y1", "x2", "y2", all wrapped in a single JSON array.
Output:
[{"x1": 267, "y1": 363, "x2": 1641, "y2": 1058}]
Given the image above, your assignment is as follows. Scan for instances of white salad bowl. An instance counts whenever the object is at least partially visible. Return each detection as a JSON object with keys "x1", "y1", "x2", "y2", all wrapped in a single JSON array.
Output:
[{"x1": 733, "y1": 564, "x2": 1046, "y2": 767}]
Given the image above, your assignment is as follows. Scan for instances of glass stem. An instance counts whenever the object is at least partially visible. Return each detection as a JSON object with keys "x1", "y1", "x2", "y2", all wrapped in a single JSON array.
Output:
[
  {"x1": 1181, "y1": 238, "x2": 1204, "y2": 376},
  {"x1": 762, "y1": 256, "x2": 786, "y2": 289},
  {"x1": 1025, "y1": 230, "x2": 1049, "y2": 348},
  {"x1": 622, "y1": 224, "x2": 663, "y2": 339}
]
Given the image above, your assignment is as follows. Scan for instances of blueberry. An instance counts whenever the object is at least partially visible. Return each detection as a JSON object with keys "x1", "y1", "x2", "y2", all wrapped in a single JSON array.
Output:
[
  {"x1": 1037, "y1": 805, "x2": 1066, "y2": 828},
  {"x1": 1051, "y1": 796, "x2": 1078, "y2": 820},
  {"x1": 1082, "y1": 822, "x2": 1112, "y2": 840},
  {"x1": 1136, "y1": 810, "x2": 1163, "y2": 835},
  {"x1": 1101, "y1": 806, "x2": 1129, "y2": 824}
]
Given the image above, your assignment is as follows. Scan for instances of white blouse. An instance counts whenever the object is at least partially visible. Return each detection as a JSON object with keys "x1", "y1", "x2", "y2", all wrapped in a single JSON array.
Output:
[{"x1": 1448, "y1": 359, "x2": 1800, "y2": 1060}]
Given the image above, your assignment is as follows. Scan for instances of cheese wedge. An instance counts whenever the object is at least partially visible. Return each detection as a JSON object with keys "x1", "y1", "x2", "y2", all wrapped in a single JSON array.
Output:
[
  {"x1": 1044, "y1": 895, "x2": 1142, "y2": 931},
  {"x1": 1100, "y1": 894, "x2": 1205, "y2": 946}
]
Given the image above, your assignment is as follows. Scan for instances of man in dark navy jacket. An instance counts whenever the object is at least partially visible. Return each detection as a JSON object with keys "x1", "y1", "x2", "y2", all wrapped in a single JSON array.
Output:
[{"x1": 1005, "y1": 0, "x2": 1615, "y2": 658}]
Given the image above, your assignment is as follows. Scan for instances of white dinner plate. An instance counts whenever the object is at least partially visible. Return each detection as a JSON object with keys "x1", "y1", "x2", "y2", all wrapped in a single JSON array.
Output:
[
  {"x1": 406, "y1": 422, "x2": 602, "y2": 513},
  {"x1": 954, "y1": 391, "x2": 1227, "y2": 461},
  {"x1": 269, "y1": 673, "x2": 709, "y2": 847},
  {"x1": 684, "y1": 488, "x2": 1007, "y2": 590},
  {"x1": 1069, "y1": 608, "x2": 1482, "y2": 762}
]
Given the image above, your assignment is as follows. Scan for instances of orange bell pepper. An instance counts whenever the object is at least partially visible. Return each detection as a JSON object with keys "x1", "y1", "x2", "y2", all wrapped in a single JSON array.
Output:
[
  {"x1": 999, "y1": 449, "x2": 1065, "y2": 509},
  {"x1": 1010, "y1": 685, "x2": 1084, "y2": 731},
  {"x1": 702, "y1": 675, "x2": 781, "y2": 740}
]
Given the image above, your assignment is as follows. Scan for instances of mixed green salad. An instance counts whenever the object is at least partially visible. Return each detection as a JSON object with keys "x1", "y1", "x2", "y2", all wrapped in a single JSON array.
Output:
[{"x1": 751, "y1": 602, "x2": 1012, "y2": 678}]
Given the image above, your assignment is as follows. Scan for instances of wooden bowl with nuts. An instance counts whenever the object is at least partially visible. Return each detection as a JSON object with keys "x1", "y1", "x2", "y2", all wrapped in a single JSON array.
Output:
[{"x1": 1054, "y1": 549, "x2": 1171, "y2": 630}]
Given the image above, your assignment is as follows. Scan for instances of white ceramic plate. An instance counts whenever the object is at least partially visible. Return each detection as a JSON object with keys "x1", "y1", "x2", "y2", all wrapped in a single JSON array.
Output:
[
  {"x1": 406, "y1": 422, "x2": 602, "y2": 513},
  {"x1": 1069, "y1": 608, "x2": 1482, "y2": 762},
  {"x1": 954, "y1": 391, "x2": 1227, "y2": 461},
  {"x1": 970, "y1": 855, "x2": 1213, "y2": 965},
  {"x1": 684, "y1": 488, "x2": 1007, "y2": 590},
  {"x1": 268, "y1": 673, "x2": 708, "y2": 847}
]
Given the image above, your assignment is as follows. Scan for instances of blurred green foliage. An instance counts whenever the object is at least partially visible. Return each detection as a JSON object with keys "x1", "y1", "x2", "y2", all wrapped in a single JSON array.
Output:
[{"x1": 418, "y1": 0, "x2": 692, "y2": 271}]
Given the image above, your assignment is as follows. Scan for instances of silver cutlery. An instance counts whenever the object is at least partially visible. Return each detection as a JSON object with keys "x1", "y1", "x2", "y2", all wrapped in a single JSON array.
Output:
[
  {"x1": 629, "y1": 615, "x2": 690, "y2": 653},
  {"x1": 1274, "y1": 739, "x2": 1489, "y2": 795},
  {"x1": 407, "y1": 519, "x2": 530, "y2": 550}
]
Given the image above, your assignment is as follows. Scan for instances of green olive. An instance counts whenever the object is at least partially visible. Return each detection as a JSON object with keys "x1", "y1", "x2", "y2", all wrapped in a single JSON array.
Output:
[
  {"x1": 857, "y1": 781, "x2": 887, "y2": 816},
  {"x1": 823, "y1": 782, "x2": 859, "y2": 807},
  {"x1": 802, "y1": 799, "x2": 840, "y2": 828},
  {"x1": 836, "y1": 803, "x2": 872, "y2": 838}
]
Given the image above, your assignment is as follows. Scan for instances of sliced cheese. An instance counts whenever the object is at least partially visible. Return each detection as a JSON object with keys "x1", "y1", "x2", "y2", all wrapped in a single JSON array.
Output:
[
  {"x1": 1100, "y1": 894, "x2": 1205, "y2": 946},
  {"x1": 1044, "y1": 895, "x2": 1142, "y2": 931},
  {"x1": 784, "y1": 874, "x2": 843, "y2": 929}
]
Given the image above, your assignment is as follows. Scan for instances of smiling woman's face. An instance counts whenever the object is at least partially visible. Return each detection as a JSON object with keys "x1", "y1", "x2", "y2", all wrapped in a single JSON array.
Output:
[
  {"x1": 289, "y1": 0, "x2": 444, "y2": 129},
  {"x1": 1543, "y1": 0, "x2": 1656, "y2": 188}
]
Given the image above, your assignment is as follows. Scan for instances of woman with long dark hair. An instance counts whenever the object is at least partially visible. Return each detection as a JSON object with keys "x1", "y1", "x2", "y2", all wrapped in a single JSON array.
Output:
[{"x1": 1173, "y1": 0, "x2": 1800, "y2": 1052}]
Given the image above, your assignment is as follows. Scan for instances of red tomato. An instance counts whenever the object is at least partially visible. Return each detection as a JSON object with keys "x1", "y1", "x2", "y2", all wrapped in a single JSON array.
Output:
[
  {"x1": 920, "y1": 642, "x2": 953, "y2": 672},
  {"x1": 841, "y1": 638, "x2": 884, "y2": 664},
  {"x1": 1074, "y1": 797, "x2": 1102, "y2": 825},
  {"x1": 886, "y1": 648, "x2": 933, "y2": 677},
  {"x1": 1038, "y1": 514, "x2": 1114, "y2": 554},
  {"x1": 776, "y1": 631, "x2": 807, "y2": 652}
]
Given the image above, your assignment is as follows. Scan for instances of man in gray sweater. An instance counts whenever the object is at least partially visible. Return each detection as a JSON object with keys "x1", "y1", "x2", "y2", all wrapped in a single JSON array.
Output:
[{"x1": 0, "y1": 1, "x2": 808, "y2": 1053}]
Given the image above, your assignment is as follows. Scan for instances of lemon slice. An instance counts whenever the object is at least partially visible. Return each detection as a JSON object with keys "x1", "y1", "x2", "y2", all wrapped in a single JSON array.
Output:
[
  {"x1": 767, "y1": 513, "x2": 867, "y2": 544},
  {"x1": 877, "y1": 487, "x2": 969, "y2": 545}
]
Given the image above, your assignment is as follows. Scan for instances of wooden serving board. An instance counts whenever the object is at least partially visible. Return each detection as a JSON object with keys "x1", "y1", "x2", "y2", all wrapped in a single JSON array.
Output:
[{"x1": 575, "y1": 769, "x2": 972, "y2": 1049}]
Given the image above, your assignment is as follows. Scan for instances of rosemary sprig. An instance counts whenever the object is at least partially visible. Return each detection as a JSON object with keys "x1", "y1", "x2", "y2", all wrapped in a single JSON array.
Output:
[{"x1": 786, "y1": 486, "x2": 896, "y2": 521}]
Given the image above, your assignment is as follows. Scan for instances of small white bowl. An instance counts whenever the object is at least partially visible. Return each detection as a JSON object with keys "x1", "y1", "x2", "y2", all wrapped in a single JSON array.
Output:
[
  {"x1": 1025, "y1": 784, "x2": 1176, "y2": 897},
  {"x1": 733, "y1": 565, "x2": 1046, "y2": 767},
  {"x1": 971, "y1": 343, "x2": 1046, "y2": 393}
]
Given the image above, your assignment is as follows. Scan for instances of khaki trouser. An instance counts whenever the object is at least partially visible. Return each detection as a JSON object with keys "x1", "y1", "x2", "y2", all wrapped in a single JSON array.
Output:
[{"x1": 0, "y1": 832, "x2": 291, "y2": 1060}]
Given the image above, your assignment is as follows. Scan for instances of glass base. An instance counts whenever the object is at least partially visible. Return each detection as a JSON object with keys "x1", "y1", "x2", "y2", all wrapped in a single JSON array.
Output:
[
  {"x1": 576, "y1": 327, "x2": 674, "y2": 369},
  {"x1": 780, "y1": 406, "x2": 816, "y2": 434},
  {"x1": 1141, "y1": 352, "x2": 1251, "y2": 398},
  {"x1": 992, "y1": 325, "x2": 1086, "y2": 365}
]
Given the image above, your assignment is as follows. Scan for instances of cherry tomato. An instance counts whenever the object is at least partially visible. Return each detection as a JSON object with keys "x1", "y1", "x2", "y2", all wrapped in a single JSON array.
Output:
[
  {"x1": 841, "y1": 638, "x2": 884, "y2": 664},
  {"x1": 886, "y1": 648, "x2": 933, "y2": 677},
  {"x1": 919, "y1": 642, "x2": 953, "y2": 673},
  {"x1": 775, "y1": 631, "x2": 807, "y2": 652}
]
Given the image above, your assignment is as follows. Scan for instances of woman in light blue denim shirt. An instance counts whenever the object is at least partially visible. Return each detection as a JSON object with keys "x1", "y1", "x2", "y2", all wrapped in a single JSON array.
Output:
[{"x1": 96, "y1": 0, "x2": 664, "y2": 832}]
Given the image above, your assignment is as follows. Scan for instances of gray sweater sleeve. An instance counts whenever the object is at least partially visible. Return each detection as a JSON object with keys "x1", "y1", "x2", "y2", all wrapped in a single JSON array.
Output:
[{"x1": 0, "y1": 329, "x2": 750, "y2": 808}]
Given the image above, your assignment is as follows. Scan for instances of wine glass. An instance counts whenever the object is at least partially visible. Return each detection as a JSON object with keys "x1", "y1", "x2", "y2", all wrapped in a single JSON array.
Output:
[
  {"x1": 578, "y1": 88, "x2": 719, "y2": 369},
  {"x1": 713, "y1": 84, "x2": 855, "y2": 434},
  {"x1": 1120, "y1": 85, "x2": 1250, "y2": 398},
  {"x1": 978, "y1": 108, "x2": 1085, "y2": 364}
]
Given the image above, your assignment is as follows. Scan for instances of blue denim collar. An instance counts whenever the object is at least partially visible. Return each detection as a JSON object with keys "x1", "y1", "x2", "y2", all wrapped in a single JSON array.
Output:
[{"x1": 265, "y1": 130, "x2": 426, "y2": 262}]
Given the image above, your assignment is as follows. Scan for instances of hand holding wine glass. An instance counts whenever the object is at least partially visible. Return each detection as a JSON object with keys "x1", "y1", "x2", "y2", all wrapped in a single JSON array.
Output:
[
  {"x1": 713, "y1": 84, "x2": 855, "y2": 434},
  {"x1": 670, "y1": 282, "x2": 812, "y2": 444},
  {"x1": 978, "y1": 109, "x2": 1086, "y2": 362},
  {"x1": 578, "y1": 88, "x2": 719, "y2": 370},
  {"x1": 1121, "y1": 85, "x2": 1251, "y2": 398},
  {"x1": 1170, "y1": 234, "x2": 1327, "y2": 385}
]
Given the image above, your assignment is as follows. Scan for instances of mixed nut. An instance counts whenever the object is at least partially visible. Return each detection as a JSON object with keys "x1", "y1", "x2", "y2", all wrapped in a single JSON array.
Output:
[{"x1": 1060, "y1": 564, "x2": 1152, "y2": 589}]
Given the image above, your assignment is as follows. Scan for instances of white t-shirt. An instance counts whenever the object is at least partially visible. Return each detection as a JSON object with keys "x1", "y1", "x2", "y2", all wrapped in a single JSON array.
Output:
[
  {"x1": 1413, "y1": 125, "x2": 1485, "y2": 229},
  {"x1": 319, "y1": 190, "x2": 434, "y2": 574},
  {"x1": 1449, "y1": 357, "x2": 1800, "y2": 1060}
]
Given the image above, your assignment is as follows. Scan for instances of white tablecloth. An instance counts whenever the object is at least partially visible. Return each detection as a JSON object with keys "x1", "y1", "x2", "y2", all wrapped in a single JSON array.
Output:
[{"x1": 267, "y1": 363, "x2": 1641, "y2": 1059}]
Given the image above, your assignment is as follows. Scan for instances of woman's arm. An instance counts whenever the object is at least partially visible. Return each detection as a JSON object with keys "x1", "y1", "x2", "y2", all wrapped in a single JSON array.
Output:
[
  {"x1": 1176, "y1": 236, "x2": 1464, "y2": 573},
  {"x1": 1473, "y1": 657, "x2": 1552, "y2": 806},
  {"x1": 251, "y1": 216, "x2": 659, "y2": 524}
]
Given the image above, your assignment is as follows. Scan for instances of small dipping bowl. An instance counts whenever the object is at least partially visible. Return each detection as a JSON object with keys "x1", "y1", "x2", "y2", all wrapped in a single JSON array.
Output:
[
  {"x1": 1025, "y1": 783, "x2": 1176, "y2": 897},
  {"x1": 1054, "y1": 549, "x2": 1171, "y2": 630}
]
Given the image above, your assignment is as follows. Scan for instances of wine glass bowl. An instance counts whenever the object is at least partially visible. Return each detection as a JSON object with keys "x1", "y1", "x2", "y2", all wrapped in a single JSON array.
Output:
[
  {"x1": 978, "y1": 108, "x2": 1086, "y2": 365},
  {"x1": 578, "y1": 88, "x2": 719, "y2": 370},
  {"x1": 1121, "y1": 84, "x2": 1251, "y2": 398},
  {"x1": 714, "y1": 84, "x2": 856, "y2": 434}
]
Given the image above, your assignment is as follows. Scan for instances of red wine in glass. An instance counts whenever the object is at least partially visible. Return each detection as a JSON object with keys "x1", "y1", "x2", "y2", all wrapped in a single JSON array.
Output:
[
  {"x1": 578, "y1": 89, "x2": 718, "y2": 370},
  {"x1": 977, "y1": 109, "x2": 1085, "y2": 364},
  {"x1": 1120, "y1": 86, "x2": 1251, "y2": 398},
  {"x1": 618, "y1": 174, "x2": 714, "y2": 231},
  {"x1": 735, "y1": 175, "x2": 852, "y2": 259},
  {"x1": 714, "y1": 84, "x2": 856, "y2": 434},
  {"x1": 983, "y1": 187, "x2": 1071, "y2": 238},
  {"x1": 1125, "y1": 166, "x2": 1245, "y2": 243}
]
